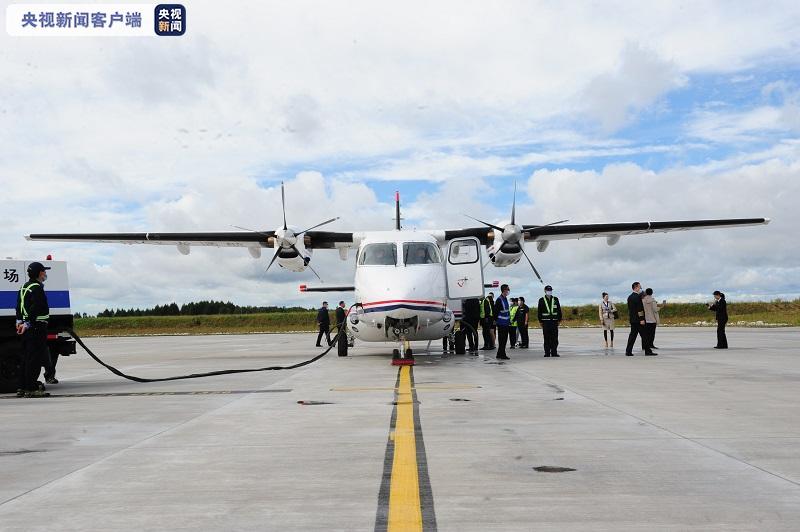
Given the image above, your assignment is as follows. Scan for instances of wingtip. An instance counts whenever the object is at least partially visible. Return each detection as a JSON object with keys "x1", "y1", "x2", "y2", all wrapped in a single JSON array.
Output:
[
  {"x1": 763, "y1": 217, "x2": 771, "y2": 225},
  {"x1": 24, "y1": 235, "x2": 32, "y2": 241}
]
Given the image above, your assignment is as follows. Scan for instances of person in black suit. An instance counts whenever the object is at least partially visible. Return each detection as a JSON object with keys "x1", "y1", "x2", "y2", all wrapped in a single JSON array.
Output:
[
  {"x1": 462, "y1": 298, "x2": 481, "y2": 354},
  {"x1": 335, "y1": 301, "x2": 348, "y2": 356},
  {"x1": 315, "y1": 301, "x2": 332, "y2": 347},
  {"x1": 516, "y1": 296, "x2": 530, "y2": 348},
  {"x1": 709, "y1": 291, "x2": 728, "y2": 348},
  {"x1": 625, "y1": 282, "x2": 655, "y2": 356}
]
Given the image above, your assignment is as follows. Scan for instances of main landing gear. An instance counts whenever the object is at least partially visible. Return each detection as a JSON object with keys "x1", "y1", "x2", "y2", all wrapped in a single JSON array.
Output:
[{"x1": 391, "y1": 339, "x2": 415, "y2": 366}]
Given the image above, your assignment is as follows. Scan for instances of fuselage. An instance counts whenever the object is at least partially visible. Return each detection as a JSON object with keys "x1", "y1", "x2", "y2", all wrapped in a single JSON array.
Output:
[{"x1": 348, "y1": 230, "x2": 454, "y2": 342}]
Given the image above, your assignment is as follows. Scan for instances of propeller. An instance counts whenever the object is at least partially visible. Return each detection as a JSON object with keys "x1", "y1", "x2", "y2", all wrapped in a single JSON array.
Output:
[
  {"x1": 464, "y1": 181, "x2": 569, "y2": 284},
  {"x1": 235, "y1": 182, "x2": 338, "y2": 280}
]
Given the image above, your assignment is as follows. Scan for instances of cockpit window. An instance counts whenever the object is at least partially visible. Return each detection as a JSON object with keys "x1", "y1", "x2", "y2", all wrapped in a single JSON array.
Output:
[
  {"x1": 403, "y1": 242, "x2": 441, "y2": 265},
  {"x1": 358, "y1": 243, "x2": 397, "y2": 265}
]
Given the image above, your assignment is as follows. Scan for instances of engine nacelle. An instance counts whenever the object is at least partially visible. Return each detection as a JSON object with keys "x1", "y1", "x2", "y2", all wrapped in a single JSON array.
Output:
[
  {"x1": 488, "y1": 229, "x2": 522, "y2": 267},
  {"x1": 277, "y1": 239, "x2": 312, "y2": 272}
]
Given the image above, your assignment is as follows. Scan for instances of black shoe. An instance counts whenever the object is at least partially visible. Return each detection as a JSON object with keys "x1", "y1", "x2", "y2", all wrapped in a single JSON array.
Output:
[
  {"x1": 315, "y1": 344, "x2": 322, "y2": 347},
  {"x1": 552, "y1": 354, "x2": 560, "y2": 357},
  {"x1": 645, "y1": 352, "x2": 657, "y2": 356},
  {"x1": 46, "y1": 377, "x2": 59, "y2": 384},
  {"x1": 496, "y1": 355, "x2": 510, "y2": 360},
  {"x1": 544, "y1": 354, "x2": 551, "y2": 357},
  {"x1": 16, "y1": 389, "x2": 25, "y2": 398},
  {"x1": 625, "y1": 353, "x2": 633, "y2": 356}
]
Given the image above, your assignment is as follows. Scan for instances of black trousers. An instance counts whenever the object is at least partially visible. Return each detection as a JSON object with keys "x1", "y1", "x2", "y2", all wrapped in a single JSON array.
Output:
[
  {"x1": 19, "y1": 324, "x2": 47, "y2": 391},
  {"x1": 717, "y1": 319, "x2": 728, "y2": 348},
  {"x1": 626, "y1": 322, "x2": 652, "y2": 355},
  {"x1": 496, "y1": 325, "x2": 509, "y2": 357},
  {"x1": 482, "y1": 319, "x2": 494, "y2": 348},
  {"x1": 644, "y1": 323, "x2": 657, "y2": 349},
  {"x1": 541, "y1": 321, "x2": 559, "y2": 356},
  {"x1": 464, "y1": 319, "x2": 479, "y2": 351},
  {"x1": 509, "y1": 326, "x2": 517, "y2": 347},
  {"x1": 517, "y1": 323, "x2": 529, "y2": 347},
  {"x1": 316, "y1": 324, "x2": 331, "y2": 346}
]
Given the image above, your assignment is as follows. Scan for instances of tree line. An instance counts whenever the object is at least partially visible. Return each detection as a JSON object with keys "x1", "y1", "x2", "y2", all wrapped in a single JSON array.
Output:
[{"x1": 91, "y1": 300, "x2": 313, "y2": 318}]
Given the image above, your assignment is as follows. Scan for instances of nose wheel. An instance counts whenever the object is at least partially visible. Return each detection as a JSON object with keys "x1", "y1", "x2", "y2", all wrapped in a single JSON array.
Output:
[{"x1": 391, "y1": 340, "x2": 415, "y2": 366}]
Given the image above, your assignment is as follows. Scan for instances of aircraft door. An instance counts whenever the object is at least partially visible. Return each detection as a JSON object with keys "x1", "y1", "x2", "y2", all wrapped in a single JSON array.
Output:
[{"x1": 445, "y1": 237, "x2": 484, "y2": 299}]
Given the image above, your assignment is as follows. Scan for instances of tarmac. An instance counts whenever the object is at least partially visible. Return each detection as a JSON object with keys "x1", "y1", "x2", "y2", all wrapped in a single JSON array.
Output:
[{"x1": 1, "y1": 327, "x2": 799, "y2": 531}]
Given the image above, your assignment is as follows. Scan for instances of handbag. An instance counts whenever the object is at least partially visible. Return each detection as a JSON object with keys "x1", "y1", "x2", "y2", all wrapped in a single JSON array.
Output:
[{"x1": 612, "y1": 308, "x2": 619, "y2": 319}]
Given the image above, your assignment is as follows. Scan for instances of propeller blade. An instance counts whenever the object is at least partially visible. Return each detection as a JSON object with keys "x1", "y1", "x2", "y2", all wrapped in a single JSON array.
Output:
[
  {"x1": 542, "y1": 218, "x2": 569, "y2": 227},
  {"x1": 281, "y1": 181, "x2": 287, "y2": 230},
  {"x1": 231, "y1": 224, "x2": 272, "y2": 237},
  {"x1": 306, "y1": 262, "x2": 323, "y2": 282},
  {"x1": 463, "y1": 214, "x2": 503, "y2": 231},
  {"x1": 265, "y1": 247, "x2": 282, "y2": 272},
  {"x1": 511, "y1": 181, "x2": 516, "y2": 226},
  {"x1": 520, "y1": 247, "x2": 544, "y2": 284},
  {"x1": 297, "y1": 216, "x2": 340, "y2": 236}
]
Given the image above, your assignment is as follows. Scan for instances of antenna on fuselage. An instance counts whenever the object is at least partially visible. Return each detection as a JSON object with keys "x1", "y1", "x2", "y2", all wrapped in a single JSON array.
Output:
[{"x1": 395, "y1": 191, "x2": 402, "y2": 230}]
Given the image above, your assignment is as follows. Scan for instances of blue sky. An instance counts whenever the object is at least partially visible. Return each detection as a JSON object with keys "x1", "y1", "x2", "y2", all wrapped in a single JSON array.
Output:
[{"x1": 2, "y1": 2, "x2": 799, "y2": 313}]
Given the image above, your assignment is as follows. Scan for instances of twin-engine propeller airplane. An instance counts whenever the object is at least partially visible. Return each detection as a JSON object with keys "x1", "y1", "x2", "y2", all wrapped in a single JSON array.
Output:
[{"x1": 27, "y1": 183, "x2": 769, "y2": 363}]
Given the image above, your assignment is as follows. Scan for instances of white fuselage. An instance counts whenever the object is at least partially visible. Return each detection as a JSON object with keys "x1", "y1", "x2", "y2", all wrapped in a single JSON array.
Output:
[{"x1": 347, "y1": 231, "x2": 454, "y2": 342}]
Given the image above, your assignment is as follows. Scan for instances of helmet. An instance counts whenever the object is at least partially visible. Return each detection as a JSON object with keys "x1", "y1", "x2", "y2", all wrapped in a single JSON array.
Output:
[{"x1": 27, "y1": 262, "x2": 51, "y2": 278}]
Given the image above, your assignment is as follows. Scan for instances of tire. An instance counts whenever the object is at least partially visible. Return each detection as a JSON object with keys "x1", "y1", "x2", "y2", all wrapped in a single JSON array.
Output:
[{"x1": 0, "y1": 338, "x2": 23, "y2": 393}]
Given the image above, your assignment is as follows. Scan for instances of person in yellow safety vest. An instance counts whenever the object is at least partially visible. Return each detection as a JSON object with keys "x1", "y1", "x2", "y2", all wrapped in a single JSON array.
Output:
[
  {"x1": 14, "y1": 262, "x2": 51, "y2": 397},
  {"x1": 479, "y1": 292, "x2": 495, "y2": 350},
  {"x1": 509, "y1": 298, "x2": 519, "y2": 349},
  {"x1": 537, "y1": 284, "x2": 563, "y2": 357}
]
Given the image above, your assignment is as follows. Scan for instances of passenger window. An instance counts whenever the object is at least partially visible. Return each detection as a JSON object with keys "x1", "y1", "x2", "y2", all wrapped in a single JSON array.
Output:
[
  {"x1": 403, "y1": 242, "x2": 441, "y2": 265},
  {"x1": 449, "y1": 239, "x2": 479, "y2": 265},
  {"x1": 358, "y1": 243, "x2": 397, "y2": 265}
]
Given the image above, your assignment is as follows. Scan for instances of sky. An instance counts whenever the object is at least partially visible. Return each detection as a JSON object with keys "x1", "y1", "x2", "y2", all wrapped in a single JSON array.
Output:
[{"x1": 1, "y1": 1, "x2": 799, "y2": 314}]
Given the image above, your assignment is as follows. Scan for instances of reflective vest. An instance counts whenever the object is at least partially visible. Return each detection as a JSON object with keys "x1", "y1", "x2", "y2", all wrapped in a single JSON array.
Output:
[
  {"x1": 496, "y1": 296, "x2": 510, "y2": 326},
  {"x1": 19, "y1": 281, "x2": 49, "y2": 322},
  {"x1": 541, "y1": 296, "x2": 558, "y2": 320},
  {"x1": 479, "y1": 297, "x2": 494, "y2": 319},
  {"x1": 509, "y1": 306, "x2": 518, "y2": 326}
]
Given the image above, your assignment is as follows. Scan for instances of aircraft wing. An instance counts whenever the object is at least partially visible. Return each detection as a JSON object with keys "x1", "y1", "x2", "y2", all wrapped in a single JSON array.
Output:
[
  {"x1": 444, "y1": 218, "x2": 770, "y2": 245},
  {"x1": 25, "y1": 230, "x2": 355, "y2": 249},
  {"x1": 522, "y1": 218, "x2": 770, "y2": 242}
]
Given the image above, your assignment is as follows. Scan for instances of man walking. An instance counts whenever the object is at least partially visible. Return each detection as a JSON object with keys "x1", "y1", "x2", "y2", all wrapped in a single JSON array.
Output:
[
  {"x1": 462, "y1": 297, "x2": 481, "y2": 354},
  {"x1": 537, "y1": 285, "x2": 562, "y2": 357},
  {"x1": 335, "y1": 301, "x2": 348, "y2": 356},
  {"x1": 626, "y1": 282, "x2": 655, "y2": 356},
  {"x1": 315, "y1": 301, "x2": 332, "y2": 347}
]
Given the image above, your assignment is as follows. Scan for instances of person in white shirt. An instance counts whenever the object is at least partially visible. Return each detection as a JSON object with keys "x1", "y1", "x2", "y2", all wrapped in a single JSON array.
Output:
[{"x1": 598, "y1": 292, "x2": 617, "y2": 348}]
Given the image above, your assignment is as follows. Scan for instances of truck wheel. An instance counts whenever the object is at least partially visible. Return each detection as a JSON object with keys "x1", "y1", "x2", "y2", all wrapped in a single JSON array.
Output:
[{"x1": 0, "y1": 339, "x2": 23, "y2": 394}]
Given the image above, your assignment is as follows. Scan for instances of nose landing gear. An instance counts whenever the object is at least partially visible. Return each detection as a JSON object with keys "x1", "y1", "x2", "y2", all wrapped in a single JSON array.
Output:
[{"x1": 391, "y1": 340, "x2": 415, "y2": 366}]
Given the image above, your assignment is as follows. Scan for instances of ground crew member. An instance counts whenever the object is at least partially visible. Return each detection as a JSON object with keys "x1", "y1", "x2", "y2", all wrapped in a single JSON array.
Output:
[
  {"x1": 516, "y1": 296, "x2": 529, "y2": 348},
  {"x1": 335, "y1": 301, "x2": 348, "y2": 356},
  {"x1": 537, "y1": 285, "x2": 563, "y2": 357},
  {"x1": 625, "y1": 282, "x2": 655, "y2": 356},
  {"x1": 494, "y1": 285, "x2": 511, "y2": 360},
  {"x1": 480, "y1": 292, "x2": 495, "y2": 350},
  {"x1": 315, "y1": 301, "x2": 332, "y2": 347},
  {"x1": 509, "y1": 298, "x2": 519, "y2": 349},
  {"x1": 709, "y1": 290, "x2": 728, "y2": 349},
  {"x1": 462, "y1": 297, "x2": 481, "y2": 354},
  {"x1": 15, "y1": 262, "x2": 51, "y2": 398}
]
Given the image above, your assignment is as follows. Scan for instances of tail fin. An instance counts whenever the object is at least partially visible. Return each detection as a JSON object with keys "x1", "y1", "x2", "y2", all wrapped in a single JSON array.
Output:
[{"x1": 395, "y1": 191, "x2": 401, "y2": 230}]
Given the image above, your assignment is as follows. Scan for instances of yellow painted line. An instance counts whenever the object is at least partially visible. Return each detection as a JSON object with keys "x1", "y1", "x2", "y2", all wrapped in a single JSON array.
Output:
[
  {"x1": 332, "y1": 384, "x2": 479, "y2": 392},
  {"x1": 387, "y1": 365, "x2": 423, "y2": 531}
]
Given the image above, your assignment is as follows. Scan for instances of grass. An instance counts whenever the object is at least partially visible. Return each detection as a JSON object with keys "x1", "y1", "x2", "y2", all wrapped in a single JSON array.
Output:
[{"x1": 72, "y1": 301, "x2": 800, "y2": 337}]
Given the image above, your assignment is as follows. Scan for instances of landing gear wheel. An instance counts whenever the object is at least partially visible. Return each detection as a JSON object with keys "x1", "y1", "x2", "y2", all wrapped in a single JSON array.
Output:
[
  {"x1": 392, "y1": 349, "x2": 401, "y2": 359},
  {"x1": 404, "y1": 348, "x2": 413, "y2": 357}
]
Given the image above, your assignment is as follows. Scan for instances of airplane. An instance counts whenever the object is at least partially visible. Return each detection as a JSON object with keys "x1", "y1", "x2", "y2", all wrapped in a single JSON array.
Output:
[{"x1": 26, "y1": 183, "x2": 770, "y2": 364}]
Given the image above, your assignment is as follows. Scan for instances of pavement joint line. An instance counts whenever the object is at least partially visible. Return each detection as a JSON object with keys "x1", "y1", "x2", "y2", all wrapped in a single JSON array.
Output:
[
  {"x1": 0, "y1": 365, "x2": 310, "y2": 508},
  {"x1": 508, "y1": 363, "x2": 800, "y2": 489}
]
